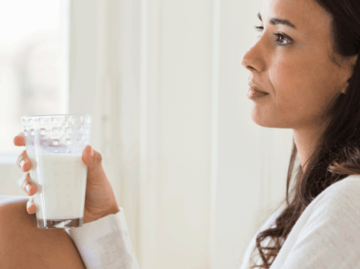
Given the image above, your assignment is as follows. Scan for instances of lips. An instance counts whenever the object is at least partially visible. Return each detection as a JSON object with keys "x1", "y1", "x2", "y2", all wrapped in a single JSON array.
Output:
[
  {"x1": 247, "y1": 88, "x2": 269, "y2": 99},
  {"x1": 248, "y1": 81, "x2": 268, "y2": 94}
]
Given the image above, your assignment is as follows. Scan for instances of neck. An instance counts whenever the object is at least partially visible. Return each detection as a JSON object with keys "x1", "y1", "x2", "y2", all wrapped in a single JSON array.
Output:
[{"x1": 293, "y1": 119, "x2": 329, "y2": 172}]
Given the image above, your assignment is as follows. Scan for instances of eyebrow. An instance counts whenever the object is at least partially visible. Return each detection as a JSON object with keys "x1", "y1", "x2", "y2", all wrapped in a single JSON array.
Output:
[{"x1": 257, "y1": 12, "x2": 297, "y2": 29}]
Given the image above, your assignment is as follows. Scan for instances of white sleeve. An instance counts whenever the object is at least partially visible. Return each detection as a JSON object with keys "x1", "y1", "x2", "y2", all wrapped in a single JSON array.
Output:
[
  {"x1": 270, "y1": 179, "x2": 360, "y2": 269},
  {"x1": 66, "y1": 207, "x2": 140, "y2": 269}
]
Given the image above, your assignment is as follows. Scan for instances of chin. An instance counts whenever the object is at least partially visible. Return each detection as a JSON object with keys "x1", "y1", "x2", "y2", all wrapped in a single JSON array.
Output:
[
  {"x1": 250, "y1": 111, "x2": 290, "y2": 128},
  {"x1": 250, "y1": 110, "x2": 272, "y2": 127}
]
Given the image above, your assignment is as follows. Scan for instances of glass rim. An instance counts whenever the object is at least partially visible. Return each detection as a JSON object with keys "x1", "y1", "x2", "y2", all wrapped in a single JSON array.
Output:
[{"x1": 21, "y1": 114, "x2": 92, "y2": 119}]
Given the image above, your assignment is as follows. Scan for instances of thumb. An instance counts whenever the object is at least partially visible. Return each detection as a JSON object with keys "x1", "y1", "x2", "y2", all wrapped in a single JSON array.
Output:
[{"x1": 82, "y1": 145, "x2": 103, "y2": 171}]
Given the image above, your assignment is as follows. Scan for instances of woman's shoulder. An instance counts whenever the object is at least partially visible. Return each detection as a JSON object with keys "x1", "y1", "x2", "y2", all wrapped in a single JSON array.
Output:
[
  {"x1": 318, "y1": 174, "x2": 360, "y2": 201},
  {"x1": 262, "y1": 174, "x2": 360, "y2": 234},
  {"x1": 329, "y1": 174, "x2": 360, "y2": 187},
  {"x1": 304, "y1": 174, "x2": 360, "y2": 223}
]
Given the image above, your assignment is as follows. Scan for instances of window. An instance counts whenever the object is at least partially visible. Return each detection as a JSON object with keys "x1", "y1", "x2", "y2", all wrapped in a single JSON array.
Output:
[{"x1": 0, "y1": 0, "x2": 67, "y2": 155}]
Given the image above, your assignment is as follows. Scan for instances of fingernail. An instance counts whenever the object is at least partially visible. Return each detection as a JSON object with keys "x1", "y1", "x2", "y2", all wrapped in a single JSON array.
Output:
[
  {"x1": 27, "y1": 200, "x2": 33, "y2": 211},
  {"x1": 26, "y1": 184, "x2": 32, "y2": 193},
  {"x1": 91, "y1": 147, "x2": 95, "y2": 157},
  {"x1": 20, "y1": 160, "x2": 26, "y2": 168}
]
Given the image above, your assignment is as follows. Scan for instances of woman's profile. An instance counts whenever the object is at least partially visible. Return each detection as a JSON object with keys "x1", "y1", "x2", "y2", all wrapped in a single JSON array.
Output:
[
  {"x1": 2, "y1": 0, "x2": 360, "y2": 268},
  {"x1": 240, "y1": 0, "x2": 360, "y2": 267}
]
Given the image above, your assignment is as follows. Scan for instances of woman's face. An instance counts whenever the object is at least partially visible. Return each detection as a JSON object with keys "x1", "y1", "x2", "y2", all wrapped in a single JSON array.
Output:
[{"x1": 241, "y1": 0, "x2": 357, "y2": 130}]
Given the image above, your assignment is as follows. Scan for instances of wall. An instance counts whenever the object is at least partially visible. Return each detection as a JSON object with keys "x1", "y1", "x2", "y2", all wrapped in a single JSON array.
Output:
[
  {"x1": 213, "y1": 0, "x2": 294, "y2": 268},
  {"x1": 0, "y1": 1, "x2": 297, "y2": 269}
]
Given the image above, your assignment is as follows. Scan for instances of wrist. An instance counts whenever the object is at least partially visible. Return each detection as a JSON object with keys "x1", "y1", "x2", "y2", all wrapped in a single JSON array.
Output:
[
  {"x1": 83, "y1": 205, "x2": 120, "y2": 224},
  {"x1": 108, "y1": 206, "x2": 120, "y2": 215},
  {"x1": 97, "y1": 205, "x2": 120, "y2": 220},
  {"x1": 98, "y1": 204, "x2": 120, "y2": 219}
]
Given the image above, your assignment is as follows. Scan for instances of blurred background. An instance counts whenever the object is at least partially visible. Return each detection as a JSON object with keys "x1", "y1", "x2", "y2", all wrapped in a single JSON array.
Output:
[{"x1": 0, "y1": 0, "x2": 297, "y2": 268}]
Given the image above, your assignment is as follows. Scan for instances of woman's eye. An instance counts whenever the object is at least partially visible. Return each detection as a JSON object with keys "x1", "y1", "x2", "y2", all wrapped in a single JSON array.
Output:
[{"x1": 254, "y1": 25, "x2": 293, "y2": 46}]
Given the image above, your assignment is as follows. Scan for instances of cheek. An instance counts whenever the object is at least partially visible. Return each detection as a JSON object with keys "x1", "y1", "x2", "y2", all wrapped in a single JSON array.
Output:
[
  {"x1": 270, "y1": 60, "x2": 327, "y2": 122},
  {"x1": 271, "y1": 62, "x2": 308, "y2": 105}
]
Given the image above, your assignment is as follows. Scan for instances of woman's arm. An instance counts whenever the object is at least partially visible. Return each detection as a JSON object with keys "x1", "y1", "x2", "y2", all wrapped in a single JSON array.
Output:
[
  {"x1": 67, "y1": 207, "x2": 140, "y2": 269},
  {"x1": 13, "y1": 132, "x2": 139, "y2": 268}
]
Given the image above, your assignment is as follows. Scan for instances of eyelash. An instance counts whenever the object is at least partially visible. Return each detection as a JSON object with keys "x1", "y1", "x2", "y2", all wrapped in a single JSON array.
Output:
[{"x1": 254, "y1": 25, "x2": 293, "y2": 46}]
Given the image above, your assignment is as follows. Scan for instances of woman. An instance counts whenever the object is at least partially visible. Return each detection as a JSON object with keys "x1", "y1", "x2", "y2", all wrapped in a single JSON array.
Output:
[{"x1": 5, "y1": 0, "x2": 360, "y2": 268}]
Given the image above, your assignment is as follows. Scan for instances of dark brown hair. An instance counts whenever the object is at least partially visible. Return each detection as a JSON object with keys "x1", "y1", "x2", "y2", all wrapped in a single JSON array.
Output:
[{"x1": 249, "y1": 0, "x2": 360, "y2": 268}]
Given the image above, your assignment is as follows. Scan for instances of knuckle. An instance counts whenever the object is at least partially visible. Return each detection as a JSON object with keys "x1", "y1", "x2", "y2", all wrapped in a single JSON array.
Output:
[
  {"x1": 16, "y1": 150, "x2": 28, "y2": 168},
  {"x1": 21, "y1": 183, "x2": 26, "y2": 192},
  {"x1": 26, "y1": 200, "x2": 32, "y2": 211},
  {"x1": 28, "y1": 199, "x2": 36, "y2": 213},
  {"x1": 16, "y1": 153, "x2": 24, "y2": 168},
  {"x1": 21, "y1": 173, "x2": 30, "y2": 190},
  {"x1": 27, "y1": 198, "x2": 33, "y2": 206}
]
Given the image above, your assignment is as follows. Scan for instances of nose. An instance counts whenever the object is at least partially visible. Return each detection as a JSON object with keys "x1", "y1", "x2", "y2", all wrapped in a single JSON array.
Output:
[{"x1": 240, "y1": 39, "x2": 265, "y2": 73}]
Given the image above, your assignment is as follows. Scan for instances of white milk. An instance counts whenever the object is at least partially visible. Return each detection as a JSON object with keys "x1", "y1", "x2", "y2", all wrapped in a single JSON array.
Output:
[{"x1": 26, "y1": 151, "x2": 87, "y2": 220}]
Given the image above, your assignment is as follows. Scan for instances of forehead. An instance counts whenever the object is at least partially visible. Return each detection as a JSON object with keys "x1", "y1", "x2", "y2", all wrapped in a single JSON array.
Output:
[{"x1": 260, "y1": 0, "x2": 332, "y2": 37}]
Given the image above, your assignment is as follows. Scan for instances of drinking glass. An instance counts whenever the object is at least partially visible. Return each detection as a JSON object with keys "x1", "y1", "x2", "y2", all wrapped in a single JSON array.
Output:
[{"x1": 21, "y1": 114, "x2": 92, "y2": 229}]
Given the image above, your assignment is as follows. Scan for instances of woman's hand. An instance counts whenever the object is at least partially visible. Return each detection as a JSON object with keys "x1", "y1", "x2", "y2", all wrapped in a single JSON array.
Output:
[{"x1": 13, "y1": 132, "x2": 120, "y2": 224}]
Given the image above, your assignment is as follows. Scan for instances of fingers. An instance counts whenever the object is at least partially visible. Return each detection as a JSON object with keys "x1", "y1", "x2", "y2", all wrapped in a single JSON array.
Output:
[
  {"x1": 82, "y1": 145, "x2": 102, "y2": 170},
  {"x1": 14, "y1": 132, "x2": 36, "y2": 215},
  {"x1": 15, "y1": 132, "x2": 31, "y2": 172},
  {"x1": 27, "y1": 198, "x2": 36, "y2": 214},
  {"x1": 16, "y1": 150, "x2": 31, "y2": 172},
  {"x1": 13, "y1": 132, "x2": 25, "y2": 147},
  {"x1": 21, "y1": 173, "x2": 37, "y2": 196}
]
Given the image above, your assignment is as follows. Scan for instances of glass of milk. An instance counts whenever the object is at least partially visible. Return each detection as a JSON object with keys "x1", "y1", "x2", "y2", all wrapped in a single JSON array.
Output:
[{"x1": 21, "y1": 114, "x2": 92, "y2": 229}]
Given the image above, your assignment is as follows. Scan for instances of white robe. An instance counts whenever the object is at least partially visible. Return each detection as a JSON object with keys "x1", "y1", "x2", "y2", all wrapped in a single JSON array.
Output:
[{"x1": 67, "y1": 174, "x2": 360, "y2": 269}]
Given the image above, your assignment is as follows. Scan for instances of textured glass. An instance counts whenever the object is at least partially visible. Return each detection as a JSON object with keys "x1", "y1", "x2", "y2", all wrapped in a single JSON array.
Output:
[{"x1": 21, "y1": 114, "x2": 92, "y2": 229}]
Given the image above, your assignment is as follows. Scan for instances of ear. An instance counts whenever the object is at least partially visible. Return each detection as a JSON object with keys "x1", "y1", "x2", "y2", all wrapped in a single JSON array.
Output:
[
  {"x1": 349, "y1": 54, "x2": 358, "y2": 72},
  {"x1": 340, "y1": 80, "x2": 349, "y2": 94},
  {"x1": 341, "y1": 54, "x2": 358, "y2": 94}
]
